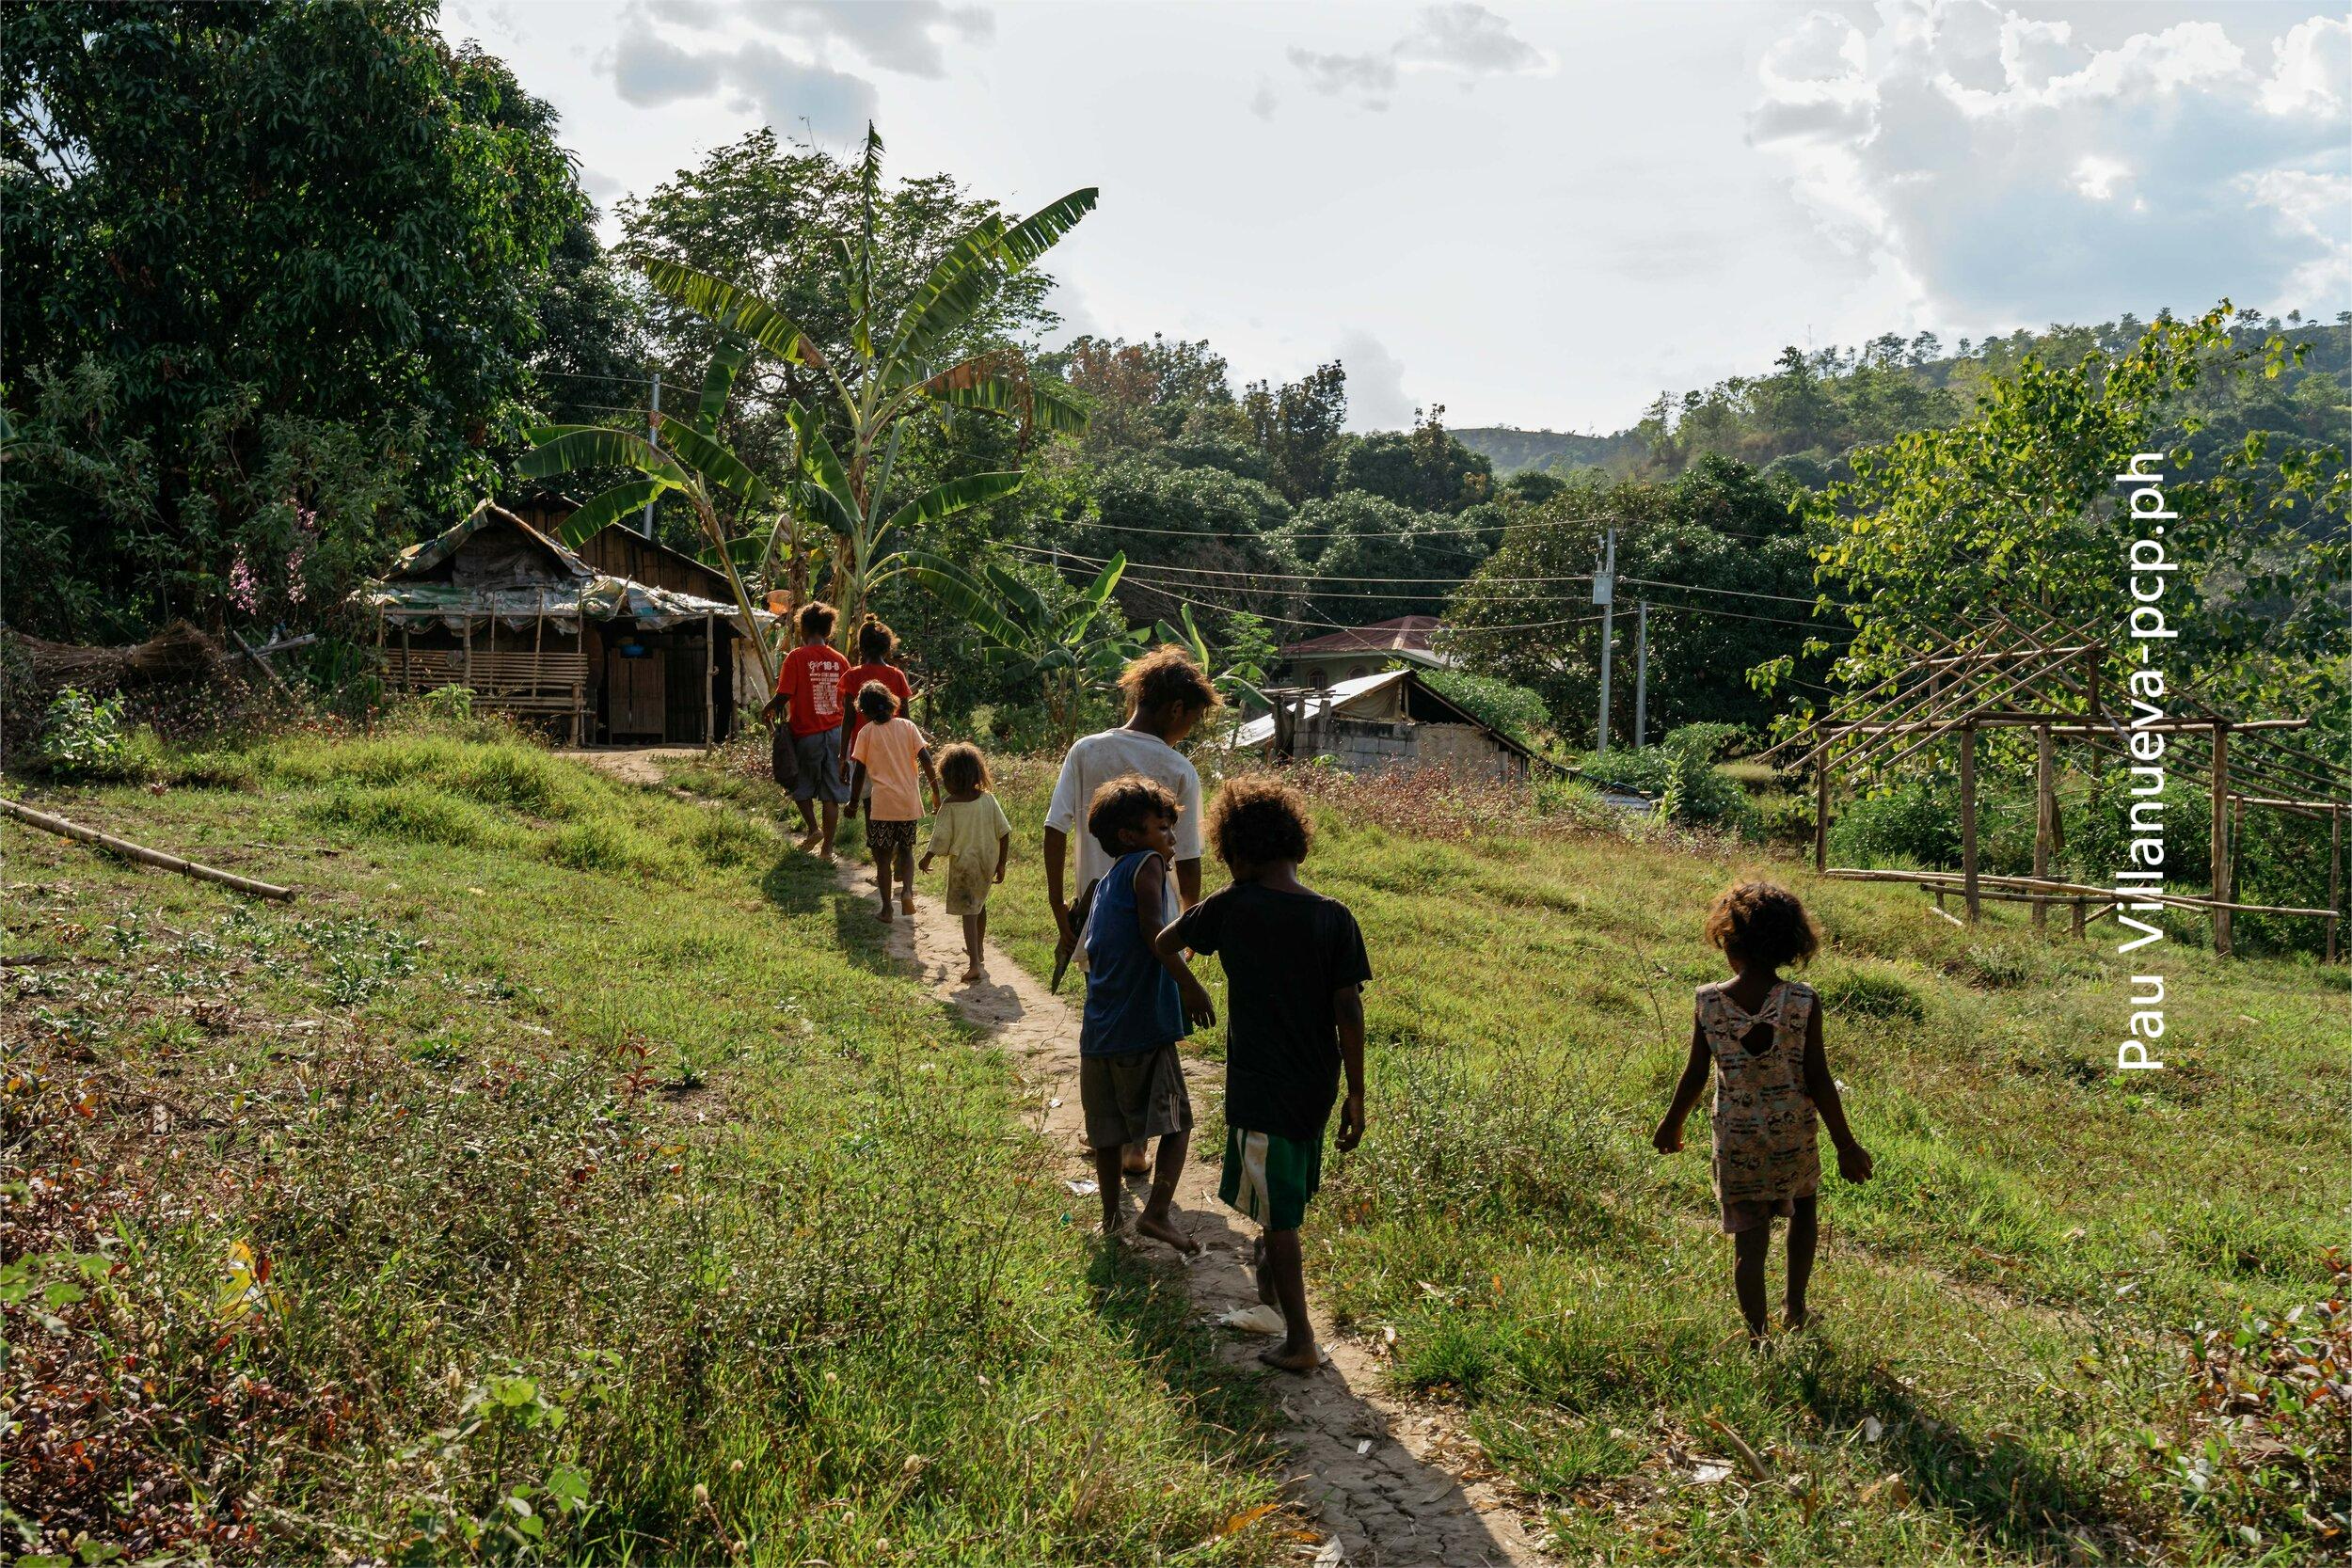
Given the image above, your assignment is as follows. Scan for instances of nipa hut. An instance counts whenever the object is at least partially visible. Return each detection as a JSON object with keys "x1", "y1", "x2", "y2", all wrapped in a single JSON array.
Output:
[{"x1": 355, "y1": 501, "x2": 773, "y2": 746}]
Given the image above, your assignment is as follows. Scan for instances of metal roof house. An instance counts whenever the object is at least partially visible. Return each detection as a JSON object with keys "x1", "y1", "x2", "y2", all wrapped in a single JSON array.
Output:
[
  {"x1": 1276, "y1": 616, "x2": 1455, "y2": 688},
  {"x1": 355, "y1": 501, "x2": 772, "y2": 746},
  {"x1": 1236, "y1": 668, "x2": 1532, "y2": 784}
]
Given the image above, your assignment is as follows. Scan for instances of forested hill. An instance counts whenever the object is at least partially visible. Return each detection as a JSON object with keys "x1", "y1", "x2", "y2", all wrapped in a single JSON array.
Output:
[
  {"x1": 1458, "y1": 312, "x2": 2348, "y2": 483},
  {"x1": 1452, "y1": 426, "x2": 1645, "y2": 477}
]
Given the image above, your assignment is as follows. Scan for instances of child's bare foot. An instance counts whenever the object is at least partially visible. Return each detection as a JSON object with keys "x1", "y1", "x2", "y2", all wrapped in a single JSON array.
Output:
[
  {"x1": 1258, "y1": 1339, "x2": 1322, "y2": 1372},
  {"x1": 1120, "y1": 1146, "x2": 1151, "y2": 1178},
  {"x1": 796, "y1": 832, "x2": 820, "y2": 853},
  {"x1": 1133, "y1": 1210, "x2": 1198, "y2": 1255},
  {"x1": 874, "y1": 904, "x2": 893, "y2": 924},
  {"x1": 900, "y1": 893, "x2": 915, "y2": 913},
  {"x1": 1783, "y1": 1307, "x2": 1813, "y2": 1333},
  {"x1": 959, "y1": 965, "x2": 983, "y2": 984}
]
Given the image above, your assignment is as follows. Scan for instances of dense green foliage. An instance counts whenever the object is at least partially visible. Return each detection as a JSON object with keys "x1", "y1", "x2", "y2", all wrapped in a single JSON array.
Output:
[{"x1": 2, "y1": 1, "x2": 589, "y2": 638}]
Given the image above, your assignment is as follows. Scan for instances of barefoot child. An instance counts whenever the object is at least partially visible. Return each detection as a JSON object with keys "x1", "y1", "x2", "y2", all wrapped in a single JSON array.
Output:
[
  {"x1": 1079, "y1": 776, "x2": 1214, "y2": 1253},
  {"x1": 1156, "y1": 778, "x2": 1369, "y2": 1372},
  {"x1": 838, "y1": 616, "x2": 914, "y2": 816},
  {"x1": 1652, "y1": 881, "x2": 1872, "y2": 1343},
  {"x1": 846, "y1": 683, "x2": 939, "y2": 924},
  {"x1": 921, "y1": 743, "x2": 1011, "y2": 983},
  {"x1": 764, "y1": 601, "x2": 851, "y2": 859}
]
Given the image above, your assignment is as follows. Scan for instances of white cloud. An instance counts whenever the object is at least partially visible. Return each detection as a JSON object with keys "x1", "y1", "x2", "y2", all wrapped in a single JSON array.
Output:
[
  {"x1": 1340, "y1": 330, "x2": 1414, "y2": 431},
  {"x1": 1748, "y1": 3, "x2": 2352, "y2": 323},
  {"x1": 1248, "y1": 80, "x2": 1279, "y2": 121},
  {"x1": 605, "y1": 7, "x2": 882, "y2": 139},
  {"x1": 1290, "y1": 3, "x2": 1550, "y2": 109},
  {"x1": 742, "y1": 1, "x2": 993, "y2": 80}
]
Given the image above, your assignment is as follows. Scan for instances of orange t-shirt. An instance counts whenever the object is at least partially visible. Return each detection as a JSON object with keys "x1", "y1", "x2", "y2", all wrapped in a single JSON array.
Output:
[
  {"x1": 776, "y1": 643, "x2": 849, "y2": 736},
  {"x1": 850, "y1": 716, "x2": 929, "y2": 821}
]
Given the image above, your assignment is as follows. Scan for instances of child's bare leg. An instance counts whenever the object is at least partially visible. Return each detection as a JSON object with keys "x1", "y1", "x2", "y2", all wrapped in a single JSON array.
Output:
[
  {"x1": 1251, "y1": 1233, "x2": 1276, "y2": 1305},
  {"x1": 1091, "y1": 1144, "x2": 1125, "y2": 1234},
  {"x1": 873, "y1": 847, "x2": 895, "y2": 922},
  {"x1": 1733, "y1": 1224, "x2": 1772, "y2": 1343},
  {"x1": 818, "y1": 800, "x2": 839, "y2": 858},
  {"x1": 1257, "y1": 1227, "x2": 1319, "y2": 1370},
  {"x1": 1784, "y1": 1196, "x2": 1819, "y2": 1330},
  {"x1": 1134, "y1": 1131, "x2": 1197, "y2": 1254},
  {"x1": 960, "y1": 910, "x2": 984, "y2": 981},
  {"x1": 794, "y1": 797, "x2": 819, "y2": 847},
  {"x1": 897, "y1": 844, "x2": 916, "y2": 911}
]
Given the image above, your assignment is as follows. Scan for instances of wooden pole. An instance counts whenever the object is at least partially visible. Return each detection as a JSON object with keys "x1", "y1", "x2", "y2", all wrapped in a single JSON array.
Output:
[
  {"x1": 463, "y1": 616, "x2": 474, "y2": 692},
  {"x1": 2211, "y1": 723, "x2": 2231, "y2": 956},
  {"x1": 0, "y1": 800, "x2": 295, "y2": 900},
  {"x1": 2033, "y1": 722, "x2": 2055, "y2": 930},
  {"x1": 704, "y1": 612, "x2": 716, "y2": 748},
  {"x1": 1959, "y1": 722, "x2": 1979, "y2": 923},
  {"x1": 2330, "y1": 806, "x2": 2342, "y2": 964},
  {"x1": 1814, "y1": 757, "x2": 1831, "y2": 873}
]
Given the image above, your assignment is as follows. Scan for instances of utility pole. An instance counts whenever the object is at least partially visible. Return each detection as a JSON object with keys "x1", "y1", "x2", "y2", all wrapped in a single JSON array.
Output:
[
  {"x1": 642, "y1": 371, "x2": 661, "y2": 538},
  {"x1": 1632, "y1": 597, "x2": 1649, "y2": 749},
  {"x1": 1593, "y1": 527, "x2": 1616, "y2": 752}
]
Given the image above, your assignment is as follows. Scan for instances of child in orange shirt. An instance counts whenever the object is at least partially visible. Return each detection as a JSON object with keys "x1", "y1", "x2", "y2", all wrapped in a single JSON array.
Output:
[{"x1": 846, "y1": 683, "x2": 940, "y2": 923}]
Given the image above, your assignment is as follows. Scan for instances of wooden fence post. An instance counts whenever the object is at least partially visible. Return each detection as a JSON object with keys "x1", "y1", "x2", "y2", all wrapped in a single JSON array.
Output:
[
  {"x1": 2033, "y1": 722, "x2": 2055, "y2": 929},
  {"x1": 1959, "y1": 722, "x2": 1979, "y2": 923},
  {"x1": 2211, "y1": 723, "x2": 2231, "y2": 956},
  {"x1": 2330, "y1": 805, "x2": 2342, "y2": 964},
  {"x1": 1814, "y1": 754, "x2": 1831, "y2": 873}
]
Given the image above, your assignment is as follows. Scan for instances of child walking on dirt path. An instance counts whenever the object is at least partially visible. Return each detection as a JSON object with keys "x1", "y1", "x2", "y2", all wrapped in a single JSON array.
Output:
[
  {"x1": 1158, "y1": 778, "x2": 1370, "y2": 1372},
  {"x1": 1045, "y1": 646, "x2": 1219, "y2": 1175},
  {"x1": 838, "y1": 616, "x2": 914, "y2": 816},
  {"x1": 846, "y1": 683, "x2": 939, "y2": 924},
  {"x1": 1652, "y1": 881, "x2": 1872, "y2": 1344},
  {"x1": 922, "y1": 743, "x2": 1011, "y2": 983},
  {"x1": 764, "y1": 601, "x2": 850, "y2": 860},
  {"x1": 1079, "y1": 776, "x2": 1213, "y2": 1254}
]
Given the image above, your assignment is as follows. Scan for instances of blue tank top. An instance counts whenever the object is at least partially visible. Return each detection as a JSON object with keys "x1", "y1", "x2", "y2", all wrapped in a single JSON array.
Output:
[{"x1": 1080, "y1": 851, "x2": 1185, "y2": 1056}]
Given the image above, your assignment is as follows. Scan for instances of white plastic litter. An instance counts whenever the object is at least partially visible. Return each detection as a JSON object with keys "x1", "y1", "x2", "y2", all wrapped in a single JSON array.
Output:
[
  {"x1": 1218, "y1": 1303, "x2": 1288, "y2": 1335},
  {"x1": 1065, "y1": 1179, "x2": 1099, "y2": 1196}
]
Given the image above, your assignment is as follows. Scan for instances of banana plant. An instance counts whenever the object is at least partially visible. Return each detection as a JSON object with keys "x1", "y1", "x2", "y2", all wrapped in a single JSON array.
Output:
[
  {"x1": 898, "y1": 550, "x2": 1141, "y2": 744},
  {"x1": 629, "y1": 123, "x2": 1094, "y2": 625},
  {"x1": 1152, "y1": 601, "x2": 1271, "y2": 716},
  {"x1": 517, "y1": 339, "x2": 788, "y2": 687}
]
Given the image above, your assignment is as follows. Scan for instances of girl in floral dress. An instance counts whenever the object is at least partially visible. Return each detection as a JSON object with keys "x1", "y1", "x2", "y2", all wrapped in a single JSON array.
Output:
[{"x1": 1653, "y1": 881, "x2": 1873, "y2": 1342}]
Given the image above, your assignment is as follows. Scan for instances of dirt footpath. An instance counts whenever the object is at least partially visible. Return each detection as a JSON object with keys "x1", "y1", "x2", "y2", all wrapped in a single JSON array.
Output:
[{"x1": 840, "y1": 860, "x2": 1549, "y2": 1567}]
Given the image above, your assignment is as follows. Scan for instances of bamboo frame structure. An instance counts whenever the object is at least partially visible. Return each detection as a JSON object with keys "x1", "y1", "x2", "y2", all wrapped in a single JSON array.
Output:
[{"x1": 1767, "y1": 607, "x2": 2348, "y2": 958}]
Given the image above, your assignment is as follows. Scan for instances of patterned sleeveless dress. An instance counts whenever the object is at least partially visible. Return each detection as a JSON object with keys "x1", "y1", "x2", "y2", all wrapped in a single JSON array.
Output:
[{"x1": 1698, "y1": 979, "x2": 1820, "y2": 1233}]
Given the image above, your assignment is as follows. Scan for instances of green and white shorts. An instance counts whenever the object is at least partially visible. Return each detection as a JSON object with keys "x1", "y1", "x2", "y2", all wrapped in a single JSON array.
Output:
[{"x1": 1220, "y1": 1124, "x2": 1323, "y2": 1234}]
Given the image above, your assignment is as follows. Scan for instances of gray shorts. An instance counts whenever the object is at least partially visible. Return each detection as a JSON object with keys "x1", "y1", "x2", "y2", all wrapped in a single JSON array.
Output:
[
  {"x1": 790, "y1": 728, "x2": 848, "y2": 803},
  {"x1": 1079, "y1": 1042, "x2": 1193, "y2": 1149}
]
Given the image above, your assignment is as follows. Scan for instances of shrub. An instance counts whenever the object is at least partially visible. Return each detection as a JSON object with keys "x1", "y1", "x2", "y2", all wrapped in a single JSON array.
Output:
[
  {"x1": 1830, "y1": 777, "x2": 1961, "y2": 866},
  {"x1": 1418, "y1": 668, "x2": 1553, "y2": 748},
  {"x1": 1575, "y1": 729, "x2": 1755, "y2": 831},
  {"x1": 31, "y1": 686, "x2": 160, "y2": 782}
]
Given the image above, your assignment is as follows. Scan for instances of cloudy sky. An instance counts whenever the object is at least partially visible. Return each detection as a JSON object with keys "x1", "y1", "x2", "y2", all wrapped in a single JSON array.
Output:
[{"x1": 440, "y1": 0, "x2": 2350, "y2": 434}]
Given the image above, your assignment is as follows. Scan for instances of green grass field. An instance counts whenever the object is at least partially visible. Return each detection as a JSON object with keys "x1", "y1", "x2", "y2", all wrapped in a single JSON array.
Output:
[
  {"x1": 935, "y1": 752, "x2": 2348, "y2": 1567},
  {"x1": 10, "y1": 721, "x2": 2344, "y2": 1566},
  {"x1": 3, "y1": 721, "x2": 1288, "y2": 1566}
]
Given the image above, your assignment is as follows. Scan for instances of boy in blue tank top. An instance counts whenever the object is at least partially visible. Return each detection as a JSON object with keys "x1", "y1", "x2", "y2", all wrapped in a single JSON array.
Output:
[{"x1": 1079, "y1": 775, "x2": 1215, "y2": 1252}]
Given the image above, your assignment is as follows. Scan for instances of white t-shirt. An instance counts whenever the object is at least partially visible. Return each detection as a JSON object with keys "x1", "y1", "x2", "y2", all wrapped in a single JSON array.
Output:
[{"x1": 1043, "y1": 727, "x2": 1204, "y2": 896}]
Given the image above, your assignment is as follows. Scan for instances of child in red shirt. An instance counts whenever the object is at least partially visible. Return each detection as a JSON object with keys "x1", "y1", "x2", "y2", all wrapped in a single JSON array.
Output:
[
  {"x1": 763, "y1": 600, "x2": 850, "y2": 858},
  {"x1": 837, "y1": 616, "x2": 914, "y2": 813}
]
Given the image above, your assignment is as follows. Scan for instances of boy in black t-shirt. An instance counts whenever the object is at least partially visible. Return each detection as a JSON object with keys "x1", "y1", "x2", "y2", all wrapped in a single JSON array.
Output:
[{"x1": 1157, "y1": 777, "x2": 1370, "y2": 1371}]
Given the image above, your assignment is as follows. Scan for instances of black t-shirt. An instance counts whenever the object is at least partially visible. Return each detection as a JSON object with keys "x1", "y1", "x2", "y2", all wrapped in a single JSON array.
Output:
[{"x1": 1168, "y1": 880, "x2": 1371, "y2": 1142}]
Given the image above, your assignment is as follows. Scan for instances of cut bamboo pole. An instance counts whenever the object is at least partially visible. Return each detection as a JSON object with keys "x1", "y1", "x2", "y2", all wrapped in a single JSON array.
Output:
[
  {"x1": 2212, "y1": 724, "x2": 2231, "y2": 957},
  {"x1": 0, "y1": 800, "x2": 295, "y2": 900},
  {"x1": 2033, "y1": 722, "x2": 2054, "y2": 930},
  {"x1": 1960, "y1": 722, "x2": 1979, "y2": 923}
]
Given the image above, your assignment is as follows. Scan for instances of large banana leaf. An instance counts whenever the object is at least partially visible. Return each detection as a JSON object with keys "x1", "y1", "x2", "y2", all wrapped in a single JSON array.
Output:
[
  {"x1": 877, "y1": 217, "x2": 1009, "y2": 385},
  {"x1": 697, "y1": 534, "x2": 769, "y2": 571},
  {"x1": 898, "y1": 550, "x2": 1029, "y2": 651},
  {"x1": 785, "y1": 404, "x2": 859, "y2": 535},
  {"x1": 917, "y1": 361, "x2": 1089, "y2": 436},
  {"x1": 557, "y1": 479, "x2": 664, "y2": 546},
  {"x1": 995, "y1": 187, "x2": 1099, "y2": 270},
  {"x1": 635, "y1": 257, "x2": 829, "y2": 376},
  {"x1": 877, "y1": 471, "x2": 1024, "y2": 546},
  {"x1": 520, "y1": 426, "x2": 691, "y2": 490},
  {"x1": 696, "y1": 339, "x2": 751, "y2": 434},
  {"x1": 659, "y1": 416, "x2": 774, "y2": 508}
]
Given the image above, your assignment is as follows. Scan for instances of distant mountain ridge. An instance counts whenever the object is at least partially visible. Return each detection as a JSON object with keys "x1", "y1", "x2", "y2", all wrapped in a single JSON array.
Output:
[{"x1": 1452, "y1": 425, "x2": 1648, "y2": 477}]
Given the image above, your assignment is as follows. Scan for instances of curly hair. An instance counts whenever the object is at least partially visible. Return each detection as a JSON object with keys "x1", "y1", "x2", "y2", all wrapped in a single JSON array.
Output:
[
  {"x1": 938, "y1": 742, "x2": 990, "y2": 794},
  {"x1": 855, "y1": 616, "x2": 897, "y2": 662},
  {"x1": 1086, "y1": 773, "x2": 1181, "y2": 859},
  {"x1": 855, "y1": 679, "x2": 899, "y2": 722},
  {"x1": 1118, "y1": 644, "x2": 1219, "y2": 720},
  {"x1": 1207, "y1": 776, "x2": 1311, "y2": 869},
  {"x1": 1704, "y1": 880, "x2": 1820, "y2": 969},
  {"x1": 798, "y1": 599, "x2": 837, "y2": 639}
]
